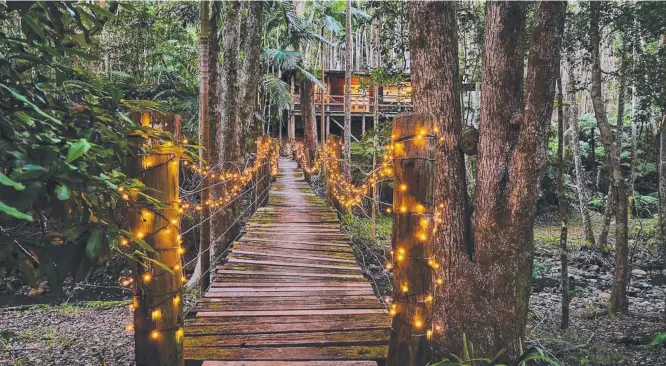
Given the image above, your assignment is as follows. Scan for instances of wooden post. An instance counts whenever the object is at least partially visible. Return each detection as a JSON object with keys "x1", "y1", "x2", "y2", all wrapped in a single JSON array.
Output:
[
  {"x1": 326, "y1": 135, "x2": 343, "y2": 213},
  {"x1": 128, "y1": 112, "x2": 184, "y2": 366},
  {"x1": 387, "y1": 113, "x2": 436, "y2": 366}
]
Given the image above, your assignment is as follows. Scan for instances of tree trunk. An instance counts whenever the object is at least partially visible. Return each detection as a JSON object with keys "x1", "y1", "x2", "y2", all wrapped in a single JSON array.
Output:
[
  {"x1": 343, "y1": 0, "x2": 352, "y2": 177},
  {"x1": 589, "y1": 2, "x2": 629, "y2": 312},
  {"x1": 403, "y1": 2, "x2": 469, "y2": 363},
  {"x1": 211, "y1": 1, "x2": 243, "y2": 260},
  {"x1": 302, "y1": 81, "x2": 317, "y2": 160},
  {"x1": 406, "y1": 2, "x2": 565, "y2": 362},
  {"x1": 567, "y1": 62, "x2": 596, "y2": 247},
  {"x1": 191, "y1": 1, "x2": 212, "y2": 291},
  {"x1": 557, "y1": 77, "x2": 569, "y2": 329},
  {"x1": 658, "y1": 34, "x2": 666, "y2": 323},
  {"x1": 128, "y1": 114, "x2": 183, "y2": 366},
  {"x1": 387, "y1": 114, "x2": 437, "y2": 366},
  {"x1": 238, "y1": 1, "x2": 264, "y2": 153}
]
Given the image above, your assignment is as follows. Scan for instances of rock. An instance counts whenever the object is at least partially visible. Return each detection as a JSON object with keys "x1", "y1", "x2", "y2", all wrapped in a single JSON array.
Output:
[
  {"x1": 588, "y1": 264, "x2": 600, "y2": 272},
  {"x1": 599, "y1": 292, "x2": 612, "y2": 299},
  {"x1": 632, "y1": 269, "x2": 648, "y2": 277}
]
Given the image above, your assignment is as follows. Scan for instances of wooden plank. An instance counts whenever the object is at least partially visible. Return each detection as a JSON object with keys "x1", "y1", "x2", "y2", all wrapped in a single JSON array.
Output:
[
  {"x1": 203, "y1": 290, "x2": 374, "y2": 298},
  {"x1": 202, "y1": 361, "x2": 377, "y2": 366},
  {"x1": 239, "y1": 238, "x2": 351, "y2": 247},
  {"x1": 227, "y1": 258, "x2": 363, "y2": 271},
  {"x1": 221, "y1": 265, "x2": 363, "y2": 277},
  {"x1": 185, "y1": 313, "x2": 390, "y2": 327},
  {"x1": 229, "y1": 252, "x2": 357, "y2": 265},
  {"x1": 209, "y1": 282, "x2": 371, "y2": 288},
  {"x1": 196, "y1": 309, "x2": 387, "y2": 317},
  {"x1": 185, "y1": 329, "x2": 391, "y2": 347},
  {"x1": 184, "y1": 345, "x2": 388, "y2": 361}
]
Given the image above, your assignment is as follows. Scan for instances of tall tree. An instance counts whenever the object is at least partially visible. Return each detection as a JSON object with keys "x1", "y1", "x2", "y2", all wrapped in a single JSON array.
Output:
[
  {"x1": 211, "y1": 1, "x2": 243, "y2": 257},
  {"x1": 557, "y1": 77, "x2": 570, "y2": 329},
  {"x1": 302, "y1": 80, "x2": 317, "y2": 160},
  {"x1": 589, "y1": 1, "x2": 629, "y2": 312},
  {"x1": 567, "y1": 62, "x2": 596, "y2": 247},
  {"x1": 403, "y1": 1, "x2": 566, "y2": 362},
  {"x1": 343, "y1": 0, "x2": 352, "y2": 177},
  {"x1": 193, "y1": 0, "x2": 213, "y2": 290},
  {"x1": 238, "y1": 1, "x2": 265, "y2": 150}
]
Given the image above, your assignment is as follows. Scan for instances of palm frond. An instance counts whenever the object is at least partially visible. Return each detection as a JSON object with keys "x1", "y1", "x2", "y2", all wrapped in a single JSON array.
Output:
[
  {"x1": 296, "y1": 66, "x2": 325, "y2": 91},
  {"x1": 261, "y1": 73, "x2": 292, "y2": 111},
  {"x1": 324, "y1": 15, "x2": 342, "y2": 36},
  {"x1": 264, "y1": 48, "x2": 302, "y2": 71}
]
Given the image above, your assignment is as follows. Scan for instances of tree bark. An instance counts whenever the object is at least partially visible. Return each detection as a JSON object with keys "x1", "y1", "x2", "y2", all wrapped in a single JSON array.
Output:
[
  {"x1": 302, "y1": 81, "x2": 317, "y2": 160},
  {"x1": 238, "y1": 0, "x2": 264, "y2": 152},
  {"x1": 402, "y1": 1, "x2": 565, "y2": 363},
  {"x1": 343, "y1": 0, "x2": 352, "y2": 177},
  {"x1": 589, "y1": 2, "x2": 629, "y2": 312},
  {"x1": 192, "y1": 0, "x2": 213, "y2": 291},
  {"x1": 567, "y1": 62, "x2": 596, "y2": 247},
  {"x1": 211, "y1": 1, "x2": 243, "y2": 259},
  {"x1": 557, "y1": 77, "x2": 569, "y2": 329},
  {"x1": 408, "y1": 2, "x2": 565, "y2": 362}
]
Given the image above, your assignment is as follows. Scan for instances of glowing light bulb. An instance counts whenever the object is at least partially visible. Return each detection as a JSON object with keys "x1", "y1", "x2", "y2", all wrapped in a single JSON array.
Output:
[
  {"x1": 436, "y1": 278, "x2": 444, "y2": 286},
  {"x1": 427, "y1": 329, "x2": 433, "y2": 339},
  {"x1": 174, "y1": 264, "x2": 181, "y2": 270},
  {"x1": 400, "y1": 184, "x2": 407, "y2": 192},
  {"x1": 121, "y1": 238, "x2": 129, "y2": 246},
  {"x1": 420, "y1": 218, "x2": 429, "y2": 228},
  {"x1": 151, "y1": 309, "x2": 161, "y2": 320},
  {"x1": 414, "y1": 319, "x2": 423, "y2": 328},
  {"x1": 386, "y1": 208, "x2": 392, "y2": 214},
  {"x1": 175, "y1": 328, "x2": 184, "y2": 340},
  {"x1": 125, "y1": 324, "x2": 134, "y2": 332},
  {"x1": 177, "y1": 246, "x2": 184, "y2": 255},
  {"x1": 171, "y1": 219, "x2": 178, "y2": 225},
  {"x1": 399, "y1": 205, "x2": 407, "y2": 213},
  {"x1": 143, "y1": 273, "x2": 152, "y2": 283},
  {"x1": 122, "y1": 193, "x2": 129, "y2": 200},
  {"x1": 151, "y1": 330, "x2": 159, "y2": 340},
  {"x1": 419, "y1": 233, "x2": 427, "y2": 242},
  {"x1": 401, "y1": 284, "x2": 409, "y2": 293},
  {"x1": 385, "y1": 263, "x2": 394, "y2": 270},
  {"x1": 173, "y1": 295, "x2": 180, "y2": 306},
  {"x1": 426, "y1": 294, "x2": 433, "y2": 302}
]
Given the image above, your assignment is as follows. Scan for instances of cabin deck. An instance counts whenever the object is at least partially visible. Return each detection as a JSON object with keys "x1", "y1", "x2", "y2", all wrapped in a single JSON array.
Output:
[{"x1": 184, "y1": 159, "x2": 390, "y2": 366}]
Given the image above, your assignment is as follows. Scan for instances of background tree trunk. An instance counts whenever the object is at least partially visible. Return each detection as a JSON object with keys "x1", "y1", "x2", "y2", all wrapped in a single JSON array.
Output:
[
  {"x1": 211, "y1": 1, "x2": 242, "y2": 260},
  {"x1": 238, "y1": 1, "x2": 264, "y2": 152},
  {"x1": 302, "y1": 81, "x2": 317, "y2": 160},
  {"x1": 589, "y1": 2, "x2": 629, "y2": 312},
  {"x1": 567, "y1": 62, "x2": 596, "y2": 247},
  {"x1": 343, "y1": 0, "x2": 352, "y2": 177},
  {"x1": 557, "y1": 77, "x2": 569, "y2": 329},
  {"x1": 191, "y1": 1, "x2": 212, "y2": 290}
]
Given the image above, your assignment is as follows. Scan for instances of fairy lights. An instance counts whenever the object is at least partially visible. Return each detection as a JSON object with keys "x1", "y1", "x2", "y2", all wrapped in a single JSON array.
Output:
[{"x1": 121, "y1": 129, "x2": 280, "y2": 346}]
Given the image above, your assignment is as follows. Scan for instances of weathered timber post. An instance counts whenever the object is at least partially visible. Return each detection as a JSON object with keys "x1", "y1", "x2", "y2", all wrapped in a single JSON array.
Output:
[
  {"x1": 387, "y1": 113, "x2": 436, "y2": 366},
  {"x1": 326, "y1": 135, "x2": 343, "y2": 213},
  {"x1": 128, "y1": 112, "x2": 184, "y2": 366}
]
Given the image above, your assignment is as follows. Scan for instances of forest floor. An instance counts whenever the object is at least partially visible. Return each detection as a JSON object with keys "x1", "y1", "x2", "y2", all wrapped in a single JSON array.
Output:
[{"x1": 528, "y1": 211, "x2": 666, "y2": 365}]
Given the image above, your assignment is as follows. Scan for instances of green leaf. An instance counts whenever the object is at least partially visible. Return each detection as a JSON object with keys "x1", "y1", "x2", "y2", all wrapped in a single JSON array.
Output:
[
  {"x1": 66, "y1": 139, "x2": 91, "y2": 163},
  {"x1": 651, "y1": 333, "x2": 666, "y2": 346},
  {"x1": 55, "y1": 184, "x2": 70, "y2": 200},
  {"x1": 0, "y1": 200, "x2": 33, "y2": 221},
  {"x1": 0, "y1": 173, "x2": 25, "y2": 191},
  {"x1": 10, "y1": 164, "x2": 48, "y2": 181},
  {"x1": 85, "y1": 229, "x2": 104, "y2": 261},
  {"x1": 0, "y1": 84, "x2": 62, "y2": 125}
]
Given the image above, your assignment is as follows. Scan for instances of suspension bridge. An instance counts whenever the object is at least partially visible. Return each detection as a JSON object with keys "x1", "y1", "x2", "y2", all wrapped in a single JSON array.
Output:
[{"x1": 183, "y1": 159, "x2": 390, "y2": 365}]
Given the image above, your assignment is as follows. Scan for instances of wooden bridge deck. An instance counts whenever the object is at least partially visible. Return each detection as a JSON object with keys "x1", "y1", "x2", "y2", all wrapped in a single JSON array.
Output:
[{"x1": 184, "y1": 159, "x2": 390, "y2": 366}]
